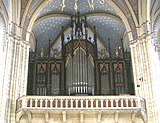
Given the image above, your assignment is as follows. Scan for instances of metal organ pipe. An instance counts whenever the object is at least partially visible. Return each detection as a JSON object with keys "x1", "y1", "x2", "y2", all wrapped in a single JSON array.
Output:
[
  {"x1": 65, "y1": 13, "x2": 95, "y2": 95},
  {"x1": 79, "y1": 49, "x2": 80, "y2": 93},
  {"x1": 76, "y1": 49, "x2": 78, "y2": 93}
]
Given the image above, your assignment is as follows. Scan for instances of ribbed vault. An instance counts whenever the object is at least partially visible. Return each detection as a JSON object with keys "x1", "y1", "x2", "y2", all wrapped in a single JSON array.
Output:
[
  {"x1": 23, "y1": 0, "x2": 137, "y2": 54},
  {"x1": 23, "y1": 0, "x2": 137, "y2": 48}
]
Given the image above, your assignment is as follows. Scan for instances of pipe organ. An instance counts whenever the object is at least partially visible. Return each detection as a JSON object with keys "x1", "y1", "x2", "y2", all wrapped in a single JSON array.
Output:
[
  {"x1": 65, "y1": 40, "x2": 95, "y2": 95},
  {"x1": 27, "y1": 12, "x2": 135, "y2": 96}
]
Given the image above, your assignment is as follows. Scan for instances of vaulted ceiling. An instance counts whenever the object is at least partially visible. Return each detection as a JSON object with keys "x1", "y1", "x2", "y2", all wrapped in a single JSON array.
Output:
[
  {"x1": 3, "y1": 0, "x2": 158, "y2": 52},
  {"x1": 31, "y1": 0, "x2": 126, "y2": 52}
]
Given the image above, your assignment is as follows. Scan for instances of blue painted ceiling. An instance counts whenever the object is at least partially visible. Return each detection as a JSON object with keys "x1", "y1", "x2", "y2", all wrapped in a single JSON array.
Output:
[
  {"x1": 33, "y1": 17, "x2": 71, "y2": 48},
  {"x1": 39, "y1": 0, "x2": 118, "y2": 16},
  {"x1": 2, "y1": 0, "x2": 128, "y2": 52},
  {"x1": 32, "y1": 0, "x2": 125, "y2": 52}
]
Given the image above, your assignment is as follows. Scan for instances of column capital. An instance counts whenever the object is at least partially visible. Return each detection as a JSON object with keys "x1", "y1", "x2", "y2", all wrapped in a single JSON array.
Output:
[
  {"x1": 129, "y1": 34, "x2": 152, "y2": 46},
  {"x1": 7, "y1": 34, "x2": 30, "y2": 47},
  {"x1": 8, "y1": 21, "x2": 22, "y2": 37}
]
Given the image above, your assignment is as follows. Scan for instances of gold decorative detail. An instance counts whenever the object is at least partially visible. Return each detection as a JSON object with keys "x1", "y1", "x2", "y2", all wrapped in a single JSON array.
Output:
[{"x1": 60, "y1": 0, "x2": 104, "y2": 12}]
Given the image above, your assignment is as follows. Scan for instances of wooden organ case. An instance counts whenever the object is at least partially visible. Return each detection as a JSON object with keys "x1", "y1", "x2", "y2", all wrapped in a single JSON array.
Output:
[{"x1": 27, "y1": 13, "x2": 135, "y2": 96}]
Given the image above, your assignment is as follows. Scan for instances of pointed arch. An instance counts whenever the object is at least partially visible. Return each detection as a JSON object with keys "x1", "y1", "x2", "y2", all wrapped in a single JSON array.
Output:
[
  {"x1": 0, "y1": 13, "x2": 6, "y2": 48},
  {"x1": 153, "y1": 13, "x2": 160, "y2": 50},
  {"x1": 23, "y1": 0, "x2": 135, "y2": 43},
  {"x1": 0, "y1": 9, "x2": 8, "y2": 123},
  {"x1": 0, "y1": 0, "x2": 9, "y2": 30}
]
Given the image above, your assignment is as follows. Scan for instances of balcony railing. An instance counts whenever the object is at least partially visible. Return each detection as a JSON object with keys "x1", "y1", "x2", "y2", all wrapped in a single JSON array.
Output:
[{"x1": 16, "y1": 95, "x2": 146, "y2": 113}]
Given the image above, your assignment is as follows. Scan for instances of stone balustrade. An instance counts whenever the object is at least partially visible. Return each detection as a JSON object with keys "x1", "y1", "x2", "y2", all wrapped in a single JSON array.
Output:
[{"x1": 16, "y1": 96, "x2": 146, "y2": 112}]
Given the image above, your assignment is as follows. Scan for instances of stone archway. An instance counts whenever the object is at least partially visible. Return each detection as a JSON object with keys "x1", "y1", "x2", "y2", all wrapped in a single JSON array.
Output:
[
  {"x1": 23, "y1": 0, "x2": 135, "y2": 43},
  {"x1": 0, "y1": 12, "x2": 7, "y2": 122},
  {"x1": 153, "y1": 14, "x2": 160, "y2": 51},
  {"x1": 0, "y1": 12, "x2": 6, "y2": 88},
  {"x1": 23, "y1": 0, "x2": 139, "y2": 96},
  {"x1": 0, "y1": 13, "x2": 6, "y2": 48},
  {"x1": 22, "y1": 0, "x2": 138, "y2": 96},
  {"x1": 14, "y1": 0, "x2": 160, "y2": 122},
  {"x1": 152, "y1": 13, "x2": 160, "y2": 122}
]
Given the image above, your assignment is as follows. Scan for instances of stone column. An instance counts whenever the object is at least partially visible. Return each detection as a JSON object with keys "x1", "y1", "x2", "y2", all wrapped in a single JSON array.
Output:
[
  {"x1": 0, "y1": 36, "x2": 14, "y2": 123},
  {"x1": 130, "y1": 35, "x2": 156, "y2": 122},
  {"x1": 19, "y1": 41, "x2": 30, "y2": 96},
  {"x1": 151, "y1": 39, "x2": 160, "y2": 122},
  {"x1": 0, "y1": 13, "x2": 7, "y2": 122},
  {"x1": 3, "y1": 30, "x2": 30, "y2": 123}
]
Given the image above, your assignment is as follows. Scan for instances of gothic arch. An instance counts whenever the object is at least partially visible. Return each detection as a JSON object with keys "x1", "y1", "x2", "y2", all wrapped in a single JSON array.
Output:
[
  {"x1": 153, "y1": 13, "x2": 160, "y2": 51},
  {"x1": 0, "y1": 9, "x2": 7, "y2": 121},
  {"x1": 23, "y1": 1, "x2": 138, "y2": 96},
  {"x1": 0, "y1": 0, "x2": 8, "y2": 30},
  {"x1": 22, "y1": 0, "x2": 136, "y2": 43},
  {"x1": 33, "y1": 12, "x2": 123, "y2": 49},
  {"x1": 0, "y1": 5, "x2": 7, "y2": 74},
  {"x1": 150, "y1": 0, "x2": 159, "y2": 31},
  {"x1": 0, "y1": 12, "x2": 6, "y2": 49}
]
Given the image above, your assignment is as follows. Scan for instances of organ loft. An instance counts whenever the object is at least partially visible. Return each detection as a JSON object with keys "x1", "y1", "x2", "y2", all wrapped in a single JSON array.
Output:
[
  {"x1": 27, "y1": 12, "x2": 135, "y2": 96},
  {"x1": 1, "y1": 0, "x2": 159, "y2": 122}
]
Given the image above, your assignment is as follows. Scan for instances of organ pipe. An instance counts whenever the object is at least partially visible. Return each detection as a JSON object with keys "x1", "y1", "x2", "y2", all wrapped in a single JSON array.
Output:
[
  {"x1": 27, "y1": 12, "x2": 134, "y2": 96},
  {"x1": 121, "y1": 38, "x2": 125, "y2": 59}
]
